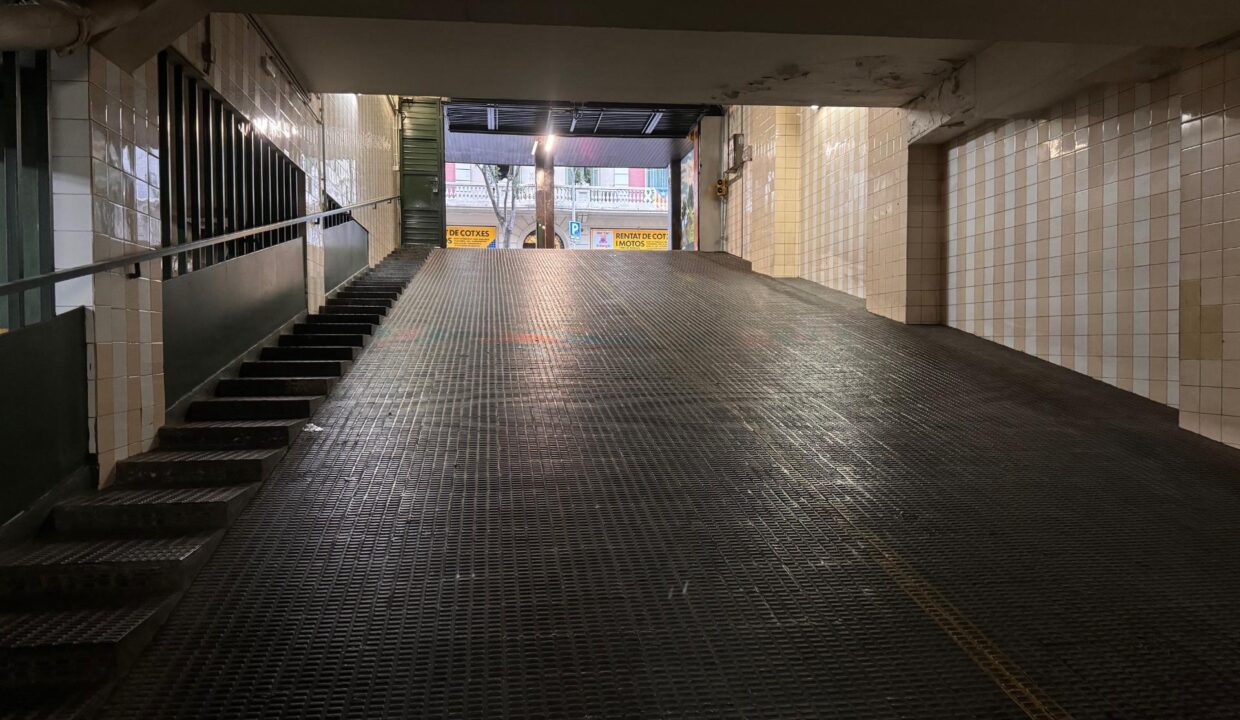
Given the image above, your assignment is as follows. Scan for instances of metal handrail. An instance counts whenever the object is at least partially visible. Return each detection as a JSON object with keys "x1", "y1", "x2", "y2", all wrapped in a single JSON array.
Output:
[{"x1": 0, "y1": 195, "x2": 400, "y2": 297}]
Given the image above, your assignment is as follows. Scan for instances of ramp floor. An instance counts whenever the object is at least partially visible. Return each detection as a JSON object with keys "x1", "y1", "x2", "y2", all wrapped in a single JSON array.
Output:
[{"x1": 100, "y1": 250, "x2": 1240, "y2": 719}]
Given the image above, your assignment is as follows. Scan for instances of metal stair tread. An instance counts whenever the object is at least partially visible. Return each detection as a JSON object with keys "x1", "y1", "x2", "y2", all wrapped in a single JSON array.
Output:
[
  {"x1": 0, "y1": 684, "x2": 108, "y2": 717},
  {"x1": 166, "y1": 419, "x2": 305, "y2": 429},
  {"x1": 243, "y1": 359, "x2": 347, "y2": 364},
  {"x1": 0, "y1": 533, "x2": 220, "y2": 567},
  {"x1": 120, "y1": 448, "x2": 285, "y2": 463},
  {"x1": 56, "y1": 485, "x2": 257, "y2": 509},
  {"x1": 191, "y1": 395, "x2": 324, "y2": 402},
  {"x1": 262, "y1": 346, "x2": 358, "y2": 352},
  {"x1": 0, "y1": 596, "x2": 175, "y2": 648},
  {"x1": 225, "y1": 375, "x2": 343, "y2": 381}
]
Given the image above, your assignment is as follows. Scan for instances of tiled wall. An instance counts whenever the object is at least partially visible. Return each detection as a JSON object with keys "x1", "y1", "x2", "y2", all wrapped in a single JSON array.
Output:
[
  {"x1": 799, "y1": 107, "x2": 868, "y2": 297},
  {"x1": 47, "y1": 14, "x2": 401, "y2": 484},
  {"x1": 723, "y1": 108, "x2": 748, "y2": 261},
  {"x1": 865, "y1": 108, "x2": 914, "y2": 322},
  {"x1": 1178, "y1": 50, "x2": 1240, "y2": 444},
  {"x1": 322, "y1": 94, "x2": 401, "y2": 269},
  {"x1": 945, "y1": 79, "x2": 1182, "y2": 407},
  {"x1": 907, "y1": 145, "x2": 945, "y2": 324},
  {"x1": 50, "y1": 48, "x2": 164, "y2": 482},
  {"x1": 730, "y1": 105, "x2": 933, "y2": 320},
  {"x1": 723, "y1": 106, "x2": 801, "y2": 277},
  {"x1": 720, "y1": 65, "x2": 1240, "y2": 449}
]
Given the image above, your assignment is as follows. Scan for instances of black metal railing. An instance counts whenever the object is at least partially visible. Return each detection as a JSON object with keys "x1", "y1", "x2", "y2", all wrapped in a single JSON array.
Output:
[
  {"x1": 0, "y1": 195, "x2": 399, "y2": 304},
  {"x1": 158, "y1": 50, "x2": 306, "y2": 279}
]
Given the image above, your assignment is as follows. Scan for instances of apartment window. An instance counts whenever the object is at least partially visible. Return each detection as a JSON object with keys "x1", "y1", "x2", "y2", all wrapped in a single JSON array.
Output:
[
  {"x1": 456, "y1": 164, "x2": 471, "y2": 182},
  {"x1": 158, "y1": 51, "x2": 305, "y2": 278},
  {"x1": 0, "y1": 50, "x2": 53, "y2": 331}
]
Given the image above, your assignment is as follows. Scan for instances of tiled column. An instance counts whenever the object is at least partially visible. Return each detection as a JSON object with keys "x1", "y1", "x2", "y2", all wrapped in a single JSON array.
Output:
[
  {"x1": 323, "y1": 95, "x2": 401, "y2": 269},
  {"x1": 799, "y1": 106, "x2": 868, "y2": 298},
  {"x1": 772, "y1": 107, "x2": 802, "y2": 277},
  {"x1": 1179, "y1": 49, "x2": 1240, "y2": 447},
  {"x1": 865, "y1": 108, "x2": 944, "y2": 324},
  {"x1": 722, "y1": 106, "x2": 801, "y2": 277},
  {"x1": 907, "y1": 145, "x2": 946, "y2": 324},
  {"x1": 48, "y1": 48, "x2": 165, "y2": 485}
]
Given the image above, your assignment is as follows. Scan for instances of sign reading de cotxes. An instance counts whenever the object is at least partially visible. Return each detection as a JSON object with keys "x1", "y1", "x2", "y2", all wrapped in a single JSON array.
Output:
[{"x1": 446, "y1": 226, "x2": 497, "y2": 248}]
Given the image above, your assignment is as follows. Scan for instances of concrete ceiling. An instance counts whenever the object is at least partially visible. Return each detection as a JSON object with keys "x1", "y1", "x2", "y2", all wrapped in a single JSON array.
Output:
[
  {"x1": 227, "y1": 0, "x2": 1240, "y2": 48},
  {"x1": 257, "y1": 16, "x2": 987, "y2": 106},
  {"x1": 91, "y1": 0, "x2": 1240, "y2": 119}
]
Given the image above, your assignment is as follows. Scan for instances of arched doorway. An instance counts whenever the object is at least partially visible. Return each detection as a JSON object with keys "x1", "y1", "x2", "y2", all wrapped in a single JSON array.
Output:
[{"x1": 522, "y1": 231, "x2": 563, "y2": 249}]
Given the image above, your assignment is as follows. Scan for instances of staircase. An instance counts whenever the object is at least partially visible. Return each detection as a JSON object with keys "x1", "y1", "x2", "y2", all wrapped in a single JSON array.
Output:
[{"x1": 0, "y1": 248, "x2": 427, "y2": 719}]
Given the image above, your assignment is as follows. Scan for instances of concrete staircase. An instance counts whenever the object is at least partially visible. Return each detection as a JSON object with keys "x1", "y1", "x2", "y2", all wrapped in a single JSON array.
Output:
[{"x1": 0, "y1": 248, "x2": 426, "y2": 718}]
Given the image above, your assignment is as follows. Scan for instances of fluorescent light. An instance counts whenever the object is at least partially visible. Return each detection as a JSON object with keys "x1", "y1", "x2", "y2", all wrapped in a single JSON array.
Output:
[
  {"x1": 544, "y1": 134, "x2": 556, "y2": 152},
  {"x1": 810, "y1": 105, "x2": 820, "y2": 110},
  {"x1": 531, "y1": 140, "x2": 539, "y2": 156}
]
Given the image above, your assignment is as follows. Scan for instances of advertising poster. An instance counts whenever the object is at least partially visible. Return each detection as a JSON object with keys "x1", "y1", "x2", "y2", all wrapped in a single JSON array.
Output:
[
  {"x1": 446, "y1": 226, "x2": 497, "y2": 248},
  {"x1": 591, "y1": 229, "x2": 614, "y2": 249},
  {"x1": 680, "y1": 135, "x2": 698, "y2": 251},
  {"x1": 591, "y1": 228, "x2": 669, "y2": 251}
]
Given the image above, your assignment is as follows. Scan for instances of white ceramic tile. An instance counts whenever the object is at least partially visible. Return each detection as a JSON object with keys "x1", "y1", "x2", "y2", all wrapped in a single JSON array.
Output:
[
  {"x1": 50, "y1": 118, "x2": 91, "y2": 158},
  {"x1": 52, "y1": 156, "x2": 91, "y2": 195},
  {"x1": 52, "y1": 193, "x2": 93, "y2": 232}
]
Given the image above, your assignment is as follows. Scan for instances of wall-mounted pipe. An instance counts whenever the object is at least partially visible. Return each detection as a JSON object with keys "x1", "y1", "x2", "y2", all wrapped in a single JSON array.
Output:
[{"x1": 0, "y1": 0, "x2": 149, "y2": 52}]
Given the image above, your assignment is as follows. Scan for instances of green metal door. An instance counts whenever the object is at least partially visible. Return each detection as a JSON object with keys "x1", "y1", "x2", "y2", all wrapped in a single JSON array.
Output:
[{"x1": 399, "y1": 98, "x2": 445, "y2": 247}]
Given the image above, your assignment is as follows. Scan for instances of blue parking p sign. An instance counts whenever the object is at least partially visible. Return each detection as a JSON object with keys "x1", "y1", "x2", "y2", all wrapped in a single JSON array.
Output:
[{"x1": 569, "y1": 220, "x2": 583, "y2": 239}]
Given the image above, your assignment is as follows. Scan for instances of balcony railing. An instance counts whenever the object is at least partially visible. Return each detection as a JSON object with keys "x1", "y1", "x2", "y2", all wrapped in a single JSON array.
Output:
[{"x1": 446, "y1": 182, "x2": 669, "y2": 212}]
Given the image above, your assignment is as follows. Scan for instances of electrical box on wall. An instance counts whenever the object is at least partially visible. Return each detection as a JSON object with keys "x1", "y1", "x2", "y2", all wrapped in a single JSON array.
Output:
[{"x1": 728, "y1": 133, "x2": 751, "y2": 174}]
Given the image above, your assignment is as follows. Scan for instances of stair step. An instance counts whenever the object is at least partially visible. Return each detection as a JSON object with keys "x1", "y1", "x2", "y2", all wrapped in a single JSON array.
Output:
[
  {"x1": 115, "y1": 448, "x2": 286, "y2": 487},
  {"x1": 278, "y1": 333, "x2": 368, "y2": 348},
  {"x1": 239, "y1": 359, "x2": 349, "y2": 378},
  {"x1": 335, "y1": 291, "x2": 398, "y2": 301},
  {"x1": 53, "y1": 485, "x2": 259, "y2": 536},
  {"x1": 0, "y1": 534, "x2": 220, "y2": 603},
  {"x1": 305, "y1": 312, "x2": 383, "y2": 325},
  {"x1": 261, "y1": 345, "x2": 358, "y2": 361},
  {"x1": 185, "y1": 396, "x2": 323, "y2": 421},
  {"x1": 158, "y1": 419, "x2": 306, "y2": 450},
  {"x1": 216, "y1": 376, "x2": 337, "y2": 397},
  {"x1": 0, "y1": 683, "x2": 110, "y2": 717},
  {"x1": 348, "y1": 283, "x2": 405, "y2": 292},
  {"x1": 0, "y1": 596, "x2": 178, "y2": 688},
  {"x1": 293, "y1": 322, "x2": 373, "y2": 336},
  {"x1": 318, "y1": 304, "x2": 387, "y2": 316},
  {"x1": 325, "y1": 296, "x2": 391, "y2": 309}
]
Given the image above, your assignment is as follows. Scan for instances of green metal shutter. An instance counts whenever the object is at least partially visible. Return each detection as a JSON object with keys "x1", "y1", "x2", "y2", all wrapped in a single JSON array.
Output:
[{"x1": 399, "y1": 98, "x2": 446, "y2": 247}]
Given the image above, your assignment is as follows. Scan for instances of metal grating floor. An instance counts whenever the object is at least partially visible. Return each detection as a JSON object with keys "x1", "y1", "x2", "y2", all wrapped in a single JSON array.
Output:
[{"x1": 99, "y1": 250, "x2": 1240, "y2": 719}]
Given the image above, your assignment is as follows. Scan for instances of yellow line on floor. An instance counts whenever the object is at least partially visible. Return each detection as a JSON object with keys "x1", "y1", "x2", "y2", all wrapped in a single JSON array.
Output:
[
  {"x1": 753, "y1": 424, "x2": 1072, "y2": 720},
  {"x1": 589, "y1": 261, "x2": 1071, "y2": 719}
]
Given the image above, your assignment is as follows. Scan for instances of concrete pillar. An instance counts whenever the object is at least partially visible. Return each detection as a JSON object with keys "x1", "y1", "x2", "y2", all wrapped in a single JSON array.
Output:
[
  {"x1": 535, "y1": 141, "x2": 555, "y2": 248},
  {"x1": 669, "y1": 161, "x2": 683, "y2": 250}
]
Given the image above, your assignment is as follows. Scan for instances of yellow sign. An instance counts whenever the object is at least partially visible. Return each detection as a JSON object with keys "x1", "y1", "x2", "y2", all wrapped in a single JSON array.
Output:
[
  {"x1": 592, "y1": 228, "x2": 669, "y2": 251},
  {"x1": 447, "y1": 225, "x2": 497, "y2": 248}
]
